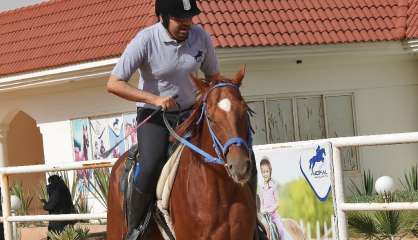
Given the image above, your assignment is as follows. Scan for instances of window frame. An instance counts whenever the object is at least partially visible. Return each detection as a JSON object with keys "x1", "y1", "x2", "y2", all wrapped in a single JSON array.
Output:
[{"x1": 246, "y1": 92, "x2": 360, "y2": 172}]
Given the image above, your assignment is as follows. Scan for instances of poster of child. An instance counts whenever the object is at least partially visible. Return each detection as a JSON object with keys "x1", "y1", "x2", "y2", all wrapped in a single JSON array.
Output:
[
  {"x1": 258, "y1": 157, "x2": 294, "y2": 240},
  {"x1": 254, "y1": 145, "x2": 335, "y2": 240}
]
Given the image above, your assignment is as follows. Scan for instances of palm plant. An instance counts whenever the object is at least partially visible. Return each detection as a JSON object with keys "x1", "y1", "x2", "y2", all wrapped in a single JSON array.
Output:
[
  {"x1": 375, "y1": 210, "x2": 404, "y2": 239},
  {"x1": 348, "y1": 166, "x2": 418, "y2": 239},
  {"x1": 74, "y1": 187, "x2": 91, "y2": 215},
  {"x1": 348, "y1": 213, "x2": 378, "y2": 239},
  {"x1": 348, "y1": 194, "x2": 405, "y2": 240},
  {"x1": 399, "y1": 165, "x2": 417, "y2": 191},
  {"x1": 87, "y1": 168, "x2": 110, "y2": 209},
  {"x1": 399, "y1": 165, "x2": 418, "y2": 238},
  {"x1": 349, "y1": 169, "x2": 374, "y2": 196},
  {"x1": 10, "y1": 182, "x2": 33, "y2": 215},
  {"x1": 47, "y1": 225, "x2": 89, "y2": 240},
  {"x1": 38, "y1": 180, "x2": 48, "y2": 202}
]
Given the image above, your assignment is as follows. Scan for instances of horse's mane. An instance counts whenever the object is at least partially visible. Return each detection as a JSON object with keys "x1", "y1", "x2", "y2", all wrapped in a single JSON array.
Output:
[
  {"x1": 169, "y1": 76, "x2": 232, "y2": 143},
  {"x1": 169, "y1": 99, "x2": 203, "y2": 143}
]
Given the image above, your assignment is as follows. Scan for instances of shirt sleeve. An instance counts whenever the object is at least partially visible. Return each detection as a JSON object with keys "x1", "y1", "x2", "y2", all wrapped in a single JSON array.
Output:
[
  {"x1": 111, "y1": 32, "x2": 147, "y2": 81},
  {"x1": 200, "y1": 30, "x2": 220, "y2": 77}
]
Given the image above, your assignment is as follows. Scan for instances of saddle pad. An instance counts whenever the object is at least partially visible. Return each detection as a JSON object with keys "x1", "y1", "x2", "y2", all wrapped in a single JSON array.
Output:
[
  {"x1": 155, "y1": 145, "x2": 184, "y2": 240},
  {"x1": 156, "y1": 144, "x2": 184, "y2": 210}
]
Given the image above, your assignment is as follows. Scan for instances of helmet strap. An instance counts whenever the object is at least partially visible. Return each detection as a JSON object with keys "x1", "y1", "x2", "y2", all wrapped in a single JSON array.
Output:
[{"x1": 161, "y1": 15, "x2": 170, "y2": 29}]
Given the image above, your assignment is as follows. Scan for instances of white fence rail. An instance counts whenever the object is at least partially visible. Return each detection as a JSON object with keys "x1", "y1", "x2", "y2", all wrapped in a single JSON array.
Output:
[
  {"x1": 0, "y1": 159, "x2": 116, "y2": 240},
  {"x1": 1, "y1": 132, "x2": 418, "y2": 240}
]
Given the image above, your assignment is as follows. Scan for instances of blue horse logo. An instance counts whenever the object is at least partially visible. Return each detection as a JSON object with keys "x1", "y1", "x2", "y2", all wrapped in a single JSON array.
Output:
[{"x1": 309, "y1": 146, "x2": 326, "y2": 173}]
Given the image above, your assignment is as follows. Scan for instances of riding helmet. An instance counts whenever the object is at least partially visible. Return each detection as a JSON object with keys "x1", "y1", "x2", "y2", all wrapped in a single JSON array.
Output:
[{"x1": 155, "y1": 0, "x2": 201, "y2": 19}]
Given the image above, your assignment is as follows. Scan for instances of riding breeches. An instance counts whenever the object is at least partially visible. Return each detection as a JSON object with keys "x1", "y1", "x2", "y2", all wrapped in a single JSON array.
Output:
[{"x1": 135, "y1": 108, "x2": 189, "y2": 195}]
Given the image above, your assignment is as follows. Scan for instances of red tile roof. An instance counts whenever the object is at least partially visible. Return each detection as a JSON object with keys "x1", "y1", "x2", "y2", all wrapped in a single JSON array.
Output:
[
  {"x1": 0, "y1": 0, "x2": 416, "y2": 77},
  {"x1": 407, "y1": 0, "x2": 418, "y2": 39}
]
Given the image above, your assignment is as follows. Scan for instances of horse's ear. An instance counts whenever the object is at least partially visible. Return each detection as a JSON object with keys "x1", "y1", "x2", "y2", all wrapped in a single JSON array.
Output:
[
  {"x1": 191, "y1": 74, "x2": 209, "y2": 94},
  {"x1": 232, "y1": 65, "x2": 246, "y2": 86}
]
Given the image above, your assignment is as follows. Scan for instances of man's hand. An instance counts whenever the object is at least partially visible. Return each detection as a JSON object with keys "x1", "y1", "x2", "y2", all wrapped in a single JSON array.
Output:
[{"x1": 153, "y1": 95, "x2": 177, "y2": 110}]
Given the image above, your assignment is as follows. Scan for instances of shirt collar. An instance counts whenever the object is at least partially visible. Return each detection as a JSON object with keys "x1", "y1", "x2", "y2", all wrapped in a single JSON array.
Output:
[
  {"x1": 158, "y1": 22, "x2": 177, "y2": 44},
  {"x1": 157, "y1": 22, "x2": 190, "y2": 46}
]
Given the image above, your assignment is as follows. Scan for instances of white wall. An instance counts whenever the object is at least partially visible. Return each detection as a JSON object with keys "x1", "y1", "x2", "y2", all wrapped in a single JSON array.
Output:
[
  {"x1": 38, "y1": 121, "x2": 74, "y2": 165},
  {"x1": 0, "y1": 49, "x2": 417, "y2": 201},
  {"x1": 221, "y1": 53, "x2": 418, "y2": 189}
]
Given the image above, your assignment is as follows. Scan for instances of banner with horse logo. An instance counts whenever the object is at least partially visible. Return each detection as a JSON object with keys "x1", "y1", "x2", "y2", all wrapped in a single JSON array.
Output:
[
  {"x1": 299, "y1": 142, "x2": 332, "y2": 201},
  {"x1": 253, "y1": 143, "x2": 335, "y2": 240}
]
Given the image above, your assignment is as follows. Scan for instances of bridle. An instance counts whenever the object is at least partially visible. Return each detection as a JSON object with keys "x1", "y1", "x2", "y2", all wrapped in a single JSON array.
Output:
[{"x1": 163, "y1": 82, "x2": 254, "y2": 175}]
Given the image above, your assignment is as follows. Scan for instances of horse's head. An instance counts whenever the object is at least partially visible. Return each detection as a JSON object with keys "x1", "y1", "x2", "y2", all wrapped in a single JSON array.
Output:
[{"x1": 192, "y1": 66, "x2": 253, "y2": 184}]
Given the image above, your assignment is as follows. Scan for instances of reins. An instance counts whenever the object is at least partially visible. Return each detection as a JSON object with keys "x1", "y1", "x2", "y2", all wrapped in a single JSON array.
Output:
[{"x1": 162, "y1": 82, "x2": 254, "y2": 175}]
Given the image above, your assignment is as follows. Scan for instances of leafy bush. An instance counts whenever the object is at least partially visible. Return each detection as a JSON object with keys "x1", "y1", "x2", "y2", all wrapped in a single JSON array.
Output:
[
  {"x1": 349, "y1": 169, "x2": 374, "y2": 196},
  {"x1": 87, "y1": 168, "x2": 110, "y2": 209},
  {"x1": 47, "y1": 226, "x2": 89, "y2": 240},
  {"x1": 399, "y1": 165, "x2": 417, "y2": 192},
  {"x1": 10, "y1": 182, "x2": 33, "y2": 215},
  {"x1": 347, "y1": 166, "x2": 418, "y2": 239}
]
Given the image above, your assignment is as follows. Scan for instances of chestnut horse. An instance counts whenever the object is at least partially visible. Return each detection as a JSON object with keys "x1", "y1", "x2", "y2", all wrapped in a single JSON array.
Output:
[{"x1": 107, "y1": 67, "x2": 256, "y2": 240}]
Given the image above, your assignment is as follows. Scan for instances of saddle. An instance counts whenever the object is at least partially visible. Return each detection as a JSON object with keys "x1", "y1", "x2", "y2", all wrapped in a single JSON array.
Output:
[{"x1": 120, "y1": 140, "x2": 182, "y2": 240}]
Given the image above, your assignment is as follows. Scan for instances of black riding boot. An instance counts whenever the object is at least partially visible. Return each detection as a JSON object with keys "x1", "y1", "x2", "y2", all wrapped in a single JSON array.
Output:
[
  {"x1": 249, "y1": 153, "x2": 269, "y2": 240},
  {"x1": 126, "y1": 187, "x2": 154, "y2": 240}
]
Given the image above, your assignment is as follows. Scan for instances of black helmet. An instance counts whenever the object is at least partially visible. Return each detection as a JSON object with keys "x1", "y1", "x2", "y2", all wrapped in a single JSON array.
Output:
[{"x1": 155, "y1": 0, "x2": 201, "y2": 19}]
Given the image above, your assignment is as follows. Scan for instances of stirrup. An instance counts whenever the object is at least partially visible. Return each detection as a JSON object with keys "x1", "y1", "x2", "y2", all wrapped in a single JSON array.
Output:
[{"x1": 126, "y1": 204, "x2": 153, "y2": 240}]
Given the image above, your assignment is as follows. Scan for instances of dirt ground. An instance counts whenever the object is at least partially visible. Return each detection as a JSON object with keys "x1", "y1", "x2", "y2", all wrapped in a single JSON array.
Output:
[{"x1": 19, "y1": 224, "x2": 106, "y2": 240}]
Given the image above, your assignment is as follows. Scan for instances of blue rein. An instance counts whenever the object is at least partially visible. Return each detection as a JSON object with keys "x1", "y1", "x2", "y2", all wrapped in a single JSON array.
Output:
[{"x1": 163, "y1": 82, "x2": 253, "y2": 166}]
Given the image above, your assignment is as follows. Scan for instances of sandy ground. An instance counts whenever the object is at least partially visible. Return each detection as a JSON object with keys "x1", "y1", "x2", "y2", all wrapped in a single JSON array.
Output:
[{"x1": 19, "y1": 224, "x2": 106, "y2": 240}]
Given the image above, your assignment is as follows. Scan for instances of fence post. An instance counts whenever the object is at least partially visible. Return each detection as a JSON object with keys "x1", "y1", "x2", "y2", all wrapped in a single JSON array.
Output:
[
  {"x1": 1, "y1": 174, "x2": 12, "y2": 240},
  {"x1": 332, "y1": 147, "x2": 348, "y2": 239}
]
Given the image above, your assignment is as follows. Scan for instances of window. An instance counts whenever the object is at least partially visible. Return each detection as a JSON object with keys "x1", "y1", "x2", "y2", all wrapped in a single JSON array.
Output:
[{"x1": 248, "y1": 94, "x2": 358, "y2": 171}]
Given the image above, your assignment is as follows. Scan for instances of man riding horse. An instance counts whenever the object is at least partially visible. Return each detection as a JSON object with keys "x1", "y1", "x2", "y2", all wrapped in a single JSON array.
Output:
[{"x1": 106, "y1": 0, "x2": 266, "y2": 239}]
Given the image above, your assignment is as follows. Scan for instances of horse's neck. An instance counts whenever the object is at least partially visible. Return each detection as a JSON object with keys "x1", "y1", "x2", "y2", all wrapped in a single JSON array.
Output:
[{"x1": 191, "y1": 122, "x2": 218, "y2": 161}]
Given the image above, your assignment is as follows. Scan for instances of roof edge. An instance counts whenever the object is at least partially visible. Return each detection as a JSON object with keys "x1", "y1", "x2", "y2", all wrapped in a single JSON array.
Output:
[
  {"x1": 217, "y1": 42, "x2": 408, "y2": 63},
  {"x1": 0, "y1": 58, "x2": 118, "y2": 92},
  {"x1": 0, "y1": 41, "x2": 411, "y2": 93}
]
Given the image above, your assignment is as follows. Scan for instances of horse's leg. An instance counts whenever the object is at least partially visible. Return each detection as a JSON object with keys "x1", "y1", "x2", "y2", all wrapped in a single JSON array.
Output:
[{"x1": 106, "y1": 155, "x2": 128, "y2": 240}]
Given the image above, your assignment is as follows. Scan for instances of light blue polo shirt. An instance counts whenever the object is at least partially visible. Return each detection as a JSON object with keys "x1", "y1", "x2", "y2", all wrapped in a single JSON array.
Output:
[{"x1": 111, "y1": 22, "x2": 219, "y2": 110}]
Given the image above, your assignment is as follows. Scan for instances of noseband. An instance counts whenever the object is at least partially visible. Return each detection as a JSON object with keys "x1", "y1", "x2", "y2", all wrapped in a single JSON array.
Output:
[
  {"x1": 198, "y1": 82, "x2": 252, "y2": 164},
  {"x1": 163, "y1": 82, "x2": 253, "y2": 167}
]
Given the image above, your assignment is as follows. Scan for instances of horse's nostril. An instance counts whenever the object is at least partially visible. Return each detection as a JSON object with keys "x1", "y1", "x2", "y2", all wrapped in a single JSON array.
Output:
[{"x1": 228, "y1": 164, "x2": 233, "y2": 170}]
